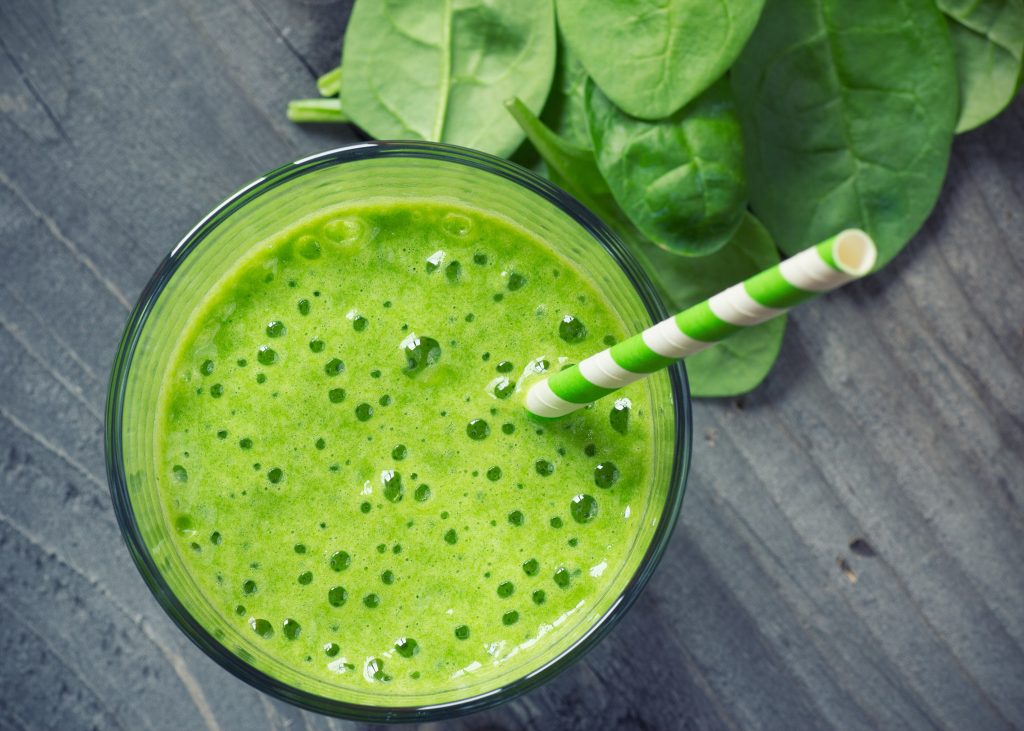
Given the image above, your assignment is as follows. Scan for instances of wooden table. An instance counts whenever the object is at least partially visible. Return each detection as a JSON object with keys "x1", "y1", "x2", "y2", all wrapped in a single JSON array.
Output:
[{"x1": 2, "y1": 1, "x2": 1022, "y2": 729}]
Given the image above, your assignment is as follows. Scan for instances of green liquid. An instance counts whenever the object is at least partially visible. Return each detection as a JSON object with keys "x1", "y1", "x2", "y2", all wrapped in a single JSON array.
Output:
[{"x1": 157, "y1": 200, "x2": 656, "y2": 696}]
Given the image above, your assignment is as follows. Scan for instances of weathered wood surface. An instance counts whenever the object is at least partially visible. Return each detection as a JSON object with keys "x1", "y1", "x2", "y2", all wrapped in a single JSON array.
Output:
[{"x1": 1, "y1": 1, "x2": 1022, "y2": 729}]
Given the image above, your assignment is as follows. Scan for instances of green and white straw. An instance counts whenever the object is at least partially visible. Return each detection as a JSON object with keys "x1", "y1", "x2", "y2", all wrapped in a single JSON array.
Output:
[{"x1": 525, "y1": 229, "x2": 877, "y2": 419}]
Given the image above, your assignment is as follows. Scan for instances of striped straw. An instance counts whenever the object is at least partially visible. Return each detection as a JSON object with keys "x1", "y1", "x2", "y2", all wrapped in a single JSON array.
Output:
[{"x1": 525, "y1": 229, "x2": 877, "y2": 419}]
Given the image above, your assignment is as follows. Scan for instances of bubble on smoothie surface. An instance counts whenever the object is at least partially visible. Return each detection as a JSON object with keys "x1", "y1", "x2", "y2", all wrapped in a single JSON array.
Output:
[
  {"x1": 507, "y1": 510, "x2": 524, "y2": 527},
  {"x1": 366, "y1": 657, "x2": 391, "y2": 682},
  {"x1": 610, "y1": 397, "x2": 631, "y2": 434},
  {"x1": 352, "y1": 315, "x2": 368, "y2": 332},
  {"x1": 298, "y1": 571, "x2": 313, "y2": 585},
  {"x1": 473, "y1": 252, "x2": 488, "y2": 265},
  {"x1": 522, "y1": 558, "x2": 539, "y2": 576},
  {"x1": 324, "y1": 358, "x2": 345, "y2": 376},
  {"x1": 466, "y1": 419, "x2": 490, "y2": 440},
  {"x1": 497, "y1": 581, "x2": 514, "y2": 598},
  {"x1": 378, "y1": 394, "x2": 392, "y2": 406},
  {"x1": 210, "y1": 383, "x2": 224, "y2": 398},
  {"x1": 324, "y1": 642, "x2": 340, "y2": 657},
  {"x1": 382, "y1": 470, "x2": 404, "y2": 502},
  {"x1": 174, "y1": 515, "x2": 195, "y2": 535},
  {"x1": 363, "y1": 593, "x2": 380, "y2": 608},
  {"x1": 360, "y1": 502, "x2": 371, "y2": 513},
  {"x1": 493, "y1": 378, "x2": 514, "y2": 399},
  {"x1": 559, "y1": 315, "x2": 588, "y2": 343},
  {"x1": 496, "y1": 360, "x2": 514, "y2": 373},
  {"x1": 454, "y1": 625, "x2": 470, "y2": 640},
  {"x1": 414, "y1": 484, "x2": 431, "y2": 502},
  {"x1": 534, "y1": 459, "x2": 554, "y2": 476},
  {"x1": 355, "y1": 403, "x2": 373, "y2": 421},
  {"x1": 328, "y1": 586, "x2": 348, "y2": 606},
  {"x1": 257, "y1": 346, "x2": 278, "y2": 365},
  {"x1": 501, "y1": 423, "x2": 515, "y2": 435},
  {"x1": 267, "y1": 467, "x2": 283, "y2": 484},
  {"x1": 210, "y1": 531, "x2": 222, "y2": 545},
  {"x1": 282, "y1": 618, "x2": 301, "y2": 640},
  {"x1": 594, "y1": 462, "x2": 620, "y2": 488},
  {"x1": 381, "y1": 570, "x2": 395, "y2": 585},
  {"x1": 172, "y1": 464, "x2": 188, "y2": 483},
  {"x1": 571, "y1": 494, "x2": 598, "y2": 524},
  {"x1": 315, "y1": 438, "x2": 325, "y2": 450},
  {"x1": 425, "y1": 249, "x2": 445, "y2": 273},
  {"x1": 329, "y1": 388, "x2": 347, "y2": 403},
  {"x1": 549, "y1": 516, "x2": 563, "y2": 529},
  {"x1": 294, "y1": 543, "x2": 307, "y2": 554},
  {"x1": 255, "y1": 373, "x2": 267, "y2": 383},
  {"x1": 444, "y1": 528, "x2": 458, "y2": 545},
  {"x1": 532, "y1": 590, "x2": 546, "y2": 605},
  {"x1": 298, "y1": 299, "x2": 311, "y2": 316},
  {"x1": 239, "y1": 437, "x2": 253, "y2": 449},
  {"x1": 242, "y1": 579, "x2": 257, "y2": 594},
  {"x1": 443, "y1": 212, "x2": 473, "y2": 237},
  {"x1": 502, "y1": 611, "x2": 519, "y2": 626},
  {"x1": 250, "y1": 618, "x2": 274, "y2": 638},
  {"x1": 266, "y1": 320, "x2": 286, "y2": 338},
  {"x1": 486, "y1": 466, "x2": 502, "y2": 481},
  {"x1": 553, "y1": 567, "x2": 571, "y2": 588},
  {"x1": 394, "y1": 637, "x2": 419, "y2": 658},
  {"x1": 507, "y1": 272, "x2": 527, "y2": 291},
  {"x1": 296, "y1": 235, "x2": 322, "y2": 259},
  {"x1": 323, "y1": 216, "x2": 367, "y2": 245},
  {"x1": 445, "y1": 260, "x2": 462, "y2": 283},
  {"x1": 401, "y1": 334, "x2": 442, "y2": 375},
  {"x1": 200, "y1": 359, "x2": 215, "y2": 376},
  {"x1": 329, "y1": 551, "x2": 351, "y2": 571}
]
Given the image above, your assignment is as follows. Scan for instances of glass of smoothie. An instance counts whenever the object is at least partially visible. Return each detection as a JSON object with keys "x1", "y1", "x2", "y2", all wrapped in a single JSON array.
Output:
[{"x1": 106, "y1": 141, "x2": 691, "y2": 721}]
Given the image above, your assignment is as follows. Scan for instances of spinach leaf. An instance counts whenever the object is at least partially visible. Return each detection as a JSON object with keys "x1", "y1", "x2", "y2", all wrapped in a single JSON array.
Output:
[
  {"x1": 556, "y1": 0, "x2": 766, "y2": 120},
  {"x1": 938, "y1": 0, "x2": 1024, "y2": 133},
  {"x1": 505, "y1": 97, "x2": 622, "y2": 224},
  {"x1": 732, "y1": 0, "x2": 958, "y2": 268},
  {"x1": 340, "y1": 0, "x2": 556, "y2": 158},
  {"x1": 586, "y1": 77, "x2": 747, "y2": 257},
  {"x1": 507, "y1": 101, "x2": 783, "y2": 396},
  {"x1": 540, "y1": 37, "x2": 591, "y2": 148},
  {"x1": 639, "y1": 214, "x2": 785, "y2": 397}
]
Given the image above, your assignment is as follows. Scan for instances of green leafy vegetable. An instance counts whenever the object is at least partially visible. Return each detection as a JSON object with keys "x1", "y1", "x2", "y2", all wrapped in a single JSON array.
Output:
[
  {"x1": 317, "y1": 66, "x2": 343, "y2": 97},
  {"x1": 639, "y1": 215, "x2": 785, "y2": 397},
  {"x1": 340, "y1": 0, "x2": 556, "y2": 158},
  {"x1": 938, "y1": 0, "x2": 1024, "y2": 133},
  {"x1": 505, "y1": 97, "x2": 621, "y2": 224},
  {"x1": 586, "y1": 77, "x2": 746, "y2": 256},
  {"x1": 556, "y1": 0, "x2": 766, "y2": 120},
  {"x1": 507, "y1": 99, "x2": 783, "y2": 396},
  {"x1": 539, "y1": 37, "x2": 590, "y2": 147},
  {"x1": 286, "y1": 98, "x2": 349, "y2": 124},
  {"x1": 731, "y1": 0, "x2": 959, "y2": 268}
]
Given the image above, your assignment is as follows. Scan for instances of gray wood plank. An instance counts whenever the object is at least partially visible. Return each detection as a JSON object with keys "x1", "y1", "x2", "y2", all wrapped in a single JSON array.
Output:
[{"x1": 1, "y1": 0, "x2": 1022, "y2": 729}]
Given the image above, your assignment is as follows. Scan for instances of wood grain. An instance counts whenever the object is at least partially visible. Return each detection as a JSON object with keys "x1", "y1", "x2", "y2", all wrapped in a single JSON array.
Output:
[{"x1": 1, "y1": 1, "x2": 1022, "y2": 729}]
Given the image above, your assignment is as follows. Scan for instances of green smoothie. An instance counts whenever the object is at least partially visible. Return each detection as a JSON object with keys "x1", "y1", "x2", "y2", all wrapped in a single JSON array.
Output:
[{"x1": 156, "y1": 199, "x2": 657, "y2": 697}]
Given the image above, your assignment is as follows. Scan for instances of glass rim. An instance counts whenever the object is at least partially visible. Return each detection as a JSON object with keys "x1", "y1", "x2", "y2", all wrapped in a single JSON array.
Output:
[{"x1": 104, "y1": 140, "x2": 692, "y2": 722}]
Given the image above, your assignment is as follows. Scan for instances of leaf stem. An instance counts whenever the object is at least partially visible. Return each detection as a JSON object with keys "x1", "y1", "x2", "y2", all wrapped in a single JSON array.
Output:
[
  {"x1": 286, "y1": 98, "x2": 349, "y2": 124},
  {"x1": 316, "y1": 66, "x2": 343, "y2": 97}
]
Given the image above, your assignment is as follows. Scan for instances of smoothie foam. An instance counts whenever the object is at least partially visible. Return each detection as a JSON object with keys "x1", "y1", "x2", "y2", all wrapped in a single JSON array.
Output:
[{"x1": 156, "y1": 199, "x2": 661, "y2": 699}]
